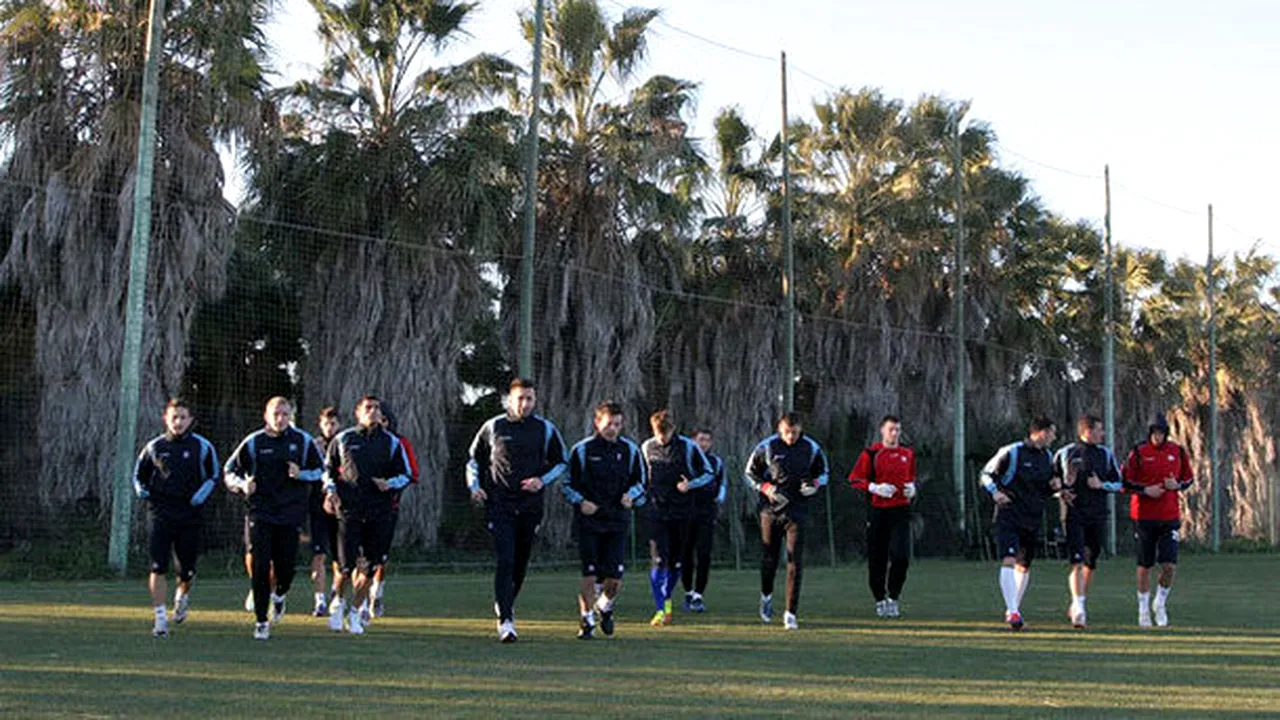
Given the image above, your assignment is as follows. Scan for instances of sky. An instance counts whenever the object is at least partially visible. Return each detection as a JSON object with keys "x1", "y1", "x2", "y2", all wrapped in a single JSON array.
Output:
[{"x1": 246, "y1": 0, "x2": 1280, "y2": 263}]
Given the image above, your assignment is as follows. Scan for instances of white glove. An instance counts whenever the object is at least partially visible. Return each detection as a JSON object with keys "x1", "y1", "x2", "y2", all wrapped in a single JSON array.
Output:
[
  {"x1": 869, "y1": 482, "x2": 897, "y2": 499},
  {"x1": 902, "y1": 482, "x2": 917, "y2": 500},
  {"x1": 799, "y1": 483, "x2": 819, "y2": 497}
]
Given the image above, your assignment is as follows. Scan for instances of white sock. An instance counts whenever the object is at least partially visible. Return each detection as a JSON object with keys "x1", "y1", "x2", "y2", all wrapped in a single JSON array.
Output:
[
  {"x1": 154, "y1": 605, "x2": 167, "y2": 621},
  {"x1": 271, "y1": 592, "x2": 285, "y2": 604},
  {"x1": 315, "y1": 592, "x2": 326, "y2": 605},
  {"x1": 762, "y1": 593, "x2": 772, "y2": 602},
  {"x1": 1078, "y1": 595, "x2": 1087, "y2": 607},
  {"x1": 1138, "y1": 591, "x2": 1151, "y2": 612},
  {"x1": 174, "y1": 587, "x2": 187, "y2": 602},
  {"x1": 372, "y1": 579, "x2": 384, "y2": 599},
  {"x1": 691, "y1": 591, "x2": 703, "y2": 601},
  {"x1": 1155, "y1": 585, "x2": 1170, "y2": 607},
  {"x1": 1014, "y1": 568, "x2": 1030, "y2": 608},
  {"x1": 581, "y1": 609, "x2": 595, "y2": 624},
  {"x1": 595, "y1": 593, "x2": 615, "y2": 613},
  {"x1": 999, "y1": 567, "x2": 1019, "y2": 613}
]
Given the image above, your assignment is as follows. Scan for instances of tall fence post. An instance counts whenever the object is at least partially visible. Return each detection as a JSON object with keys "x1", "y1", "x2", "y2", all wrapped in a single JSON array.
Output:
[
  {"x1": 951, "y1": 118, "x2": 968, "y2": 548},
  {"x1": 518, "y1": 0, "x2": 547, "y2": 379},
  {"x1": 1207, "y1": 203, "x2": 1220, "y2": 552},
  {"x1": 1103, "y1": 165, "x2": 1117, "y2": 556},
  {"x1": 109, "y1": 0, "x2": 168, "y2": 574}
]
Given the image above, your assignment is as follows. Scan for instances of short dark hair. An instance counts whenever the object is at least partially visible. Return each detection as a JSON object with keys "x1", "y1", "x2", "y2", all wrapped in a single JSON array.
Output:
[
  {"x1": 880, "y1": 414, "x2": 900, "y2": 428},
  {"x1": 778, "y1": 412, "x2": 803, "y2": 428},
  {"x1": 650, "y1": 409, "x2": 674, "y2": 434},
  {"x1": 594, "y1": 401, "x2": 623, "y2": 420},
  {"x1": 164, "y1": 397, "x2": 191, "y2": 413},
  {"x1": 357, "y1": 395, "x2": 381, "y2": 410},
  {"x1": 1029, "y1": 416, "x2": 1056, "y2": 434},
  {"x1": 1077, "y1": 414, "x2": 1102, "y2": 437},
  {"x1": 692, "y1": 427, "x2": 713, "y2": 438},
  {"x1": 319, "y1": 406, "x2": 339, "y2": 421},
  {"x1": 510, "y1": 377, "x2": 535, "y2": 393}
]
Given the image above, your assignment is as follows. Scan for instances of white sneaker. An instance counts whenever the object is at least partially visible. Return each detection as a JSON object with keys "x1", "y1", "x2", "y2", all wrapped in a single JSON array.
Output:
[
  {"x1": 783, "y1": 612, "x2": 799, "y2": 630},
  {"x1": 875, "y1": 600, "x2": 887, "y2": 618},
  {"x1": 1154, "y1": 602, "x2": 1169, "y2": 627},
  {"x1": 499, "y1": 620, "x2": 518, "y2": 643},
  {"x1": 346, "y1": 610, "x2": 364, "y2": 635},
  {"x1": 271, "y1": 593, "x2": 287, "y2": 624},
  {"x1": 173, "y1": 593, "x2": 190, "y2": 625},
  {"x1": 253, "y1": 621, "x2": 270, "y2": 640},
  {"x1": 152, "y1": 616, "x2": 169, "y2": 638},
  {"x1": 328, "y1": 600, "x2": 346, "y2": 632},
  {"x1": 886, "y1": 599, "x2": 901, "y2": 618},
  {"x1": 1138, "y1": 609, "x2": 1153, "y2": 628},
  {"x1": 244, "y1": 589, "x2": 255, "y2": 613},
  {"x1": 1071, "y1": 606, "x2": 1087, "y2": 629}
]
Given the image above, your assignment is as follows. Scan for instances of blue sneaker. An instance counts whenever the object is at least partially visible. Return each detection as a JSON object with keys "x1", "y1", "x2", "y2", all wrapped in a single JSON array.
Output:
[
  {"x1": 682, "y1": 593, "x2": 694, "y2": 612},
  {"x1": 759, "y1": 594, "x2": 773, "y2": 624},
  {"x1": 690, "y1": 595, "x2": 706, "y2": 613}
]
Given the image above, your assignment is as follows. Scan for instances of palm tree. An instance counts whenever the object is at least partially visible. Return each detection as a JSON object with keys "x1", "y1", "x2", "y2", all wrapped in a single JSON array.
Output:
[
  {"x1": 0, "y1": 0, "x2": 269, "y2": 517},
  {"x1": 242, "y1": 0, "x2": 522, "y2": 548}
]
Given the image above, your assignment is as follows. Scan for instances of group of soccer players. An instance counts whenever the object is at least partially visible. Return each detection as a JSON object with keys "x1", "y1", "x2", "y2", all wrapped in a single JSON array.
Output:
[{"x1": 132, "y1": 379, "x2": 1193, "y2": 641}]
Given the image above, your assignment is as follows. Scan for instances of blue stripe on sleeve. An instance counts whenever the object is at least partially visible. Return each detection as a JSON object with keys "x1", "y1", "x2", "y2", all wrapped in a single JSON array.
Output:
[
  {"x1": 466, "y1": 459, "x2": 481, "y2": 492},
  {"x1": 190, "y1": 479, "x2": 215, "y2": 506}
]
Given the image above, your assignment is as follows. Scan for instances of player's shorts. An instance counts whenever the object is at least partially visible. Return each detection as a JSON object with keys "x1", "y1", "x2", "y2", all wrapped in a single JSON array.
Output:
[
  {"x1": 578, "y1": 526, "x2": 626, "y2": 580},
  {"x1": 648, "y1": 514, "x2": 690, "y2": 568},
  {"x1": 308, "y1": 504, "x2": 332, "y2": 557},
  {"x1": 993, "y1": 518, "x2": 1040, "y2": 568},
  {"x1": 149, "y1": 515, "x2": 200, "y2": 581},
  {"x1": 1066, "y1": 512, "x2": 1107, "y2": 569},
  {"x1": 338, "y1": 513, "x2": 395, "y2": 573},
  {"x1": 1134, "y1": 519, "x2": 1180, "y2": 568}
]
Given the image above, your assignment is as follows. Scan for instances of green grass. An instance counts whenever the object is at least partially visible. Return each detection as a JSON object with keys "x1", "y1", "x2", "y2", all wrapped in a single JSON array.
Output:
[{"x1": 1, "y1": 555, "x2": 1278, "y2": 718}]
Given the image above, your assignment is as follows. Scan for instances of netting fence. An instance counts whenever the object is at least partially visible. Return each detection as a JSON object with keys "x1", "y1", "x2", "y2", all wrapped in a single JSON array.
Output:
[{"x1": 1, "y1": 0, "x2": 1277, "y2": 582}]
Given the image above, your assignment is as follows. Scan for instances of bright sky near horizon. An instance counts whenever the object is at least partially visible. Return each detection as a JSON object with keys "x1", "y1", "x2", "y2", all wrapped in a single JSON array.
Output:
[{"x1": 248, "y1": 0, "x2": 1279, "y2": 263}]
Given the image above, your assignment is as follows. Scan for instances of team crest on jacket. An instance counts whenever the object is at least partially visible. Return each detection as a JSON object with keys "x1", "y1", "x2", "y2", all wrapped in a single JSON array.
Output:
[
  {"x1": 182, "y1": 451, "x2": 190, "y2": 459},
  {"x1": 290, "y1": 444, "x2": 298, "y2": 453}
]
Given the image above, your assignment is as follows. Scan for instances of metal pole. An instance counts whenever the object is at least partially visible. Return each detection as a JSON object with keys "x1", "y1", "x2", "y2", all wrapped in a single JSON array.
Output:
[
  {"x1": 1208, "y1": 203, "x2": 1220, "y2": 552},
  {"x1": 518, "y1": 0, "x2": 547, "y2": 378},
  {"x1": 951, "y1": 120, "x2": 967, "y2": 546},
  {"x1": 1103, "y1": 165, "x2": 1117, "y2": 555},
  {"x1": 108, "y1": 0, "x2": 167, "y2": 574},
  {"x1": 780, "y1": 52, "x2": 795, "y2": 414}
]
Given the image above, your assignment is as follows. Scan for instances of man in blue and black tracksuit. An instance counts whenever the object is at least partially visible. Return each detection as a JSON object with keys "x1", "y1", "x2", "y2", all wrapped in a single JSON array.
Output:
[
  {"x1": 132, "y1": 398, "x2": 220, "y2": 638},
  {"x1": 745, "y1": 412, "x2": 829, "y2": 631},
  {"x1": 225, "y1": 396, "x2": 324, "y2": 640},
  {"x1": 467, "y1": 378, "x2": 568, "y2": 643},
  {"x1": 980, "y1": 416, "x2": 1060, "y2": 631},
  {"x1": 641, "y1": 409, "x2": 713, "y2": 627},
  {"x1": 323, "y1": 395, "x2": 412, "y2": 635},
  {"x1": 682, "y1": 427, "x2": 725, "y2": 613},
  {"x1": 563, "y1": 401, "x2": 646, "y2": 639},
  {"x1": 1053, "y1": 414, "x2": 1123, "y2": 629}
]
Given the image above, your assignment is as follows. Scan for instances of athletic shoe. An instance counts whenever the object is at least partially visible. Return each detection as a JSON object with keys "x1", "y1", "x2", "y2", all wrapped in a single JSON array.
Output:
[
  {"x1": 359, "y1": 603, "x2": 372, "y2": 626},
  {"x1": 1070, "y1": 603, "x2": 1087, "y2": 629},
  {"x1": 1154, "y1": 603, "x2": 1169, "y2": 627},
  {"x1": 875, "y1": 599, "x2": 887, "y2": 618},
  {"x1": 499, "y1": 620, "x2": 518, "y2": 643},
  {"x1": 253, "y1": 621, "x2": 270, "y2": 640},
  {"x1": 663, "y1": 610, "x2": 673, "y2": 626},
  {"x1": 373, "y1": 597, "x2": 386, "y2": 619},
  {"x1": 173, "y1": 593, "x2": 190, "y2": 625},
  {"x1": 152, "y1": 616, "x2": 169, "y2": 638},
  {"x1": 759, "y1": 595, "x2": 774, "y2": 624},
  {"x1": 650, "y1": 610, "x2": 667, "y2": 627},
  {"x1": 244, "y1": 589, "x2": 255, "y2": 613},
  {"x1": 577, "y1": 616, "x2": 596, "y2": 640},
  {"x1": 1138, "y1": 609, "x2": 1153, "y2": 628},
  {"x1": 313, "y1": 595, "x2": 329, "y2": 618},
  {"x1": 346, "y1": 609, "x2": 364, "y2": 635},
  {"x1": 783, "y1": 612, "x2": 799, "y2": 631},
  {"x1": 600, "y1": 609, "x2": 615, "y2": 637},
  {"x1": 1006, "y1": 610, "x2": 1024, "y2": 631},
  {"x1": 328, "y1": 601, "x2": 346, "y2": 632},
  {"x1": 271, "y1": 594, "x2": 287, "y2": 624},
  {"x1": 886, "y1": 599, "x2": 901, "y2": 618},
  {"x1": 683, "y1": 593, "x2": 694, "y2": 612}
]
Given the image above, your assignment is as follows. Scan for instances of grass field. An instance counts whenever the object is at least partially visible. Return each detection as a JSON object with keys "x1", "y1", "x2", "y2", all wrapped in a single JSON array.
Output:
[{"x1": 1, "y1": 555, "x2": 1278, "y2": 718}]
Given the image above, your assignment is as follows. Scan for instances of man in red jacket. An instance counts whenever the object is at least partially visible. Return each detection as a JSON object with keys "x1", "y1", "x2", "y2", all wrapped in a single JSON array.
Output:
[
  {"x1": 1122, "y1": 414, "x2": 1193, "y2": 628},
  {"x1": 849, "y1": 415, "x2": 917, "y2": 618}
]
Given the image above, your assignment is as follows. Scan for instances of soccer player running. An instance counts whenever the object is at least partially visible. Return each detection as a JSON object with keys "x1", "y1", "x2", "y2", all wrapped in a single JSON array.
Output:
[
  {"x1": 309, "y1": 406, "x2": 342, "y2": 617},
  {"x1": 132, "y1": 398, "x2": 221, "y2": 637},
  {"x1": 364, "y1": 401, "x2": 419, "y2": 621},
  {"x1": 323, "y1": 396, "x2": 412, "y2": 635},
  {"x1": 641, "y1": 410, "x2": 713, "y2": 627},
  {"x1": 563, "y1": 401, "x2": 646, "y2": 639},
  {"x1": 225, "y1": 396, "x2": 325, "y2": 640},
  {"x1": 1053, "y1": 414, "x2": 1123, "y2": 629},
  {"x1": 849, "y1": 415, "x2": 917, "y2": 618},
  {"x1": 979, "y1": 416, "x2": 1059, "y2": 631},
  {"x1": 467, "y1": 378, "x2": 569, "y2": 643},
  {"x1": 1122, "y1": 414, "x2": 1193, "y2": 627},
  {"x1": 681, "y1": 428, "x2": 726, "y2": 613},
  {"x1": 745, "y1": 413, "x2": 830, "y2": 631}
]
